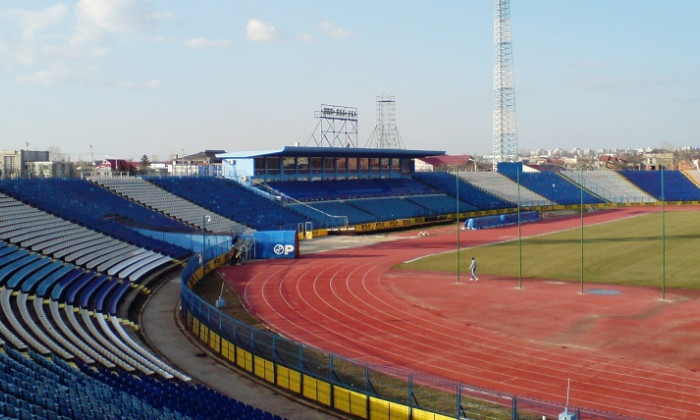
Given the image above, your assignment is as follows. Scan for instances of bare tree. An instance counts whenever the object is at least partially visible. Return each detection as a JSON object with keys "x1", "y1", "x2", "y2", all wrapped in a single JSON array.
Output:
[{"x1": 48, "y1": 146, "x2": 65, "y2": 162}]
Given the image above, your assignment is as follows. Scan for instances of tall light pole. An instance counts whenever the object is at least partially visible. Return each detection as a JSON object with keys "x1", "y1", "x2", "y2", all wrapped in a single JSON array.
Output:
[
  {"x1": 580, "y1": 168, "x2": 584, "y2": 294},
  {"x1": 661, "y1": 167, "x2": 666, "y2": 300},
  {"x1": 493, "y1": 0, "x2": 519, "y2": 170},
  {"x1": 456, "y1": 172, "x2": 461, "y2": 283},
  {"x1": 517, "y1": 168, "x2": 522, "y2": 289}
]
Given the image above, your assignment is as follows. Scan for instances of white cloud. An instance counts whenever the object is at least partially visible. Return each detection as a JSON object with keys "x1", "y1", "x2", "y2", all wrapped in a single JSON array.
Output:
[
  {"x1": 185, "y1": 37, "x2": 232, "y2": 50},
  {"x1": 118, "y1": 78, "x2": 163, "y2": 90},
  {"x1": 16, "y1": 69, "x2": 70, "y2": 86},
  {"x1": 16, "y1": 63, "x2": 163, "y2": 91},
  {"x1": 0, "y1": 1, "x2": 173, "y2": 90},
  {"x1": 153, "y1": 35, "x2": 170, "y2": 44},
  {"x1": 299, "y1": 34, "x2": 314, "y2": 44},
  {"x1": 4, "y1": 3, "x2": 68, "y2": 41},
  {"x1": 245, "y1": 18, "x2": 280, "y2": 42},
  {"x1": 72, "y1": 0, "x2": 171, "y2": 45},
  {"x1": 0, "y1": 4, "x2": 73, "y2": 65},
  {"x1": 76, "y1": 0, "x2": 158, "y2": 34},
  {"x1": 144, "y1": 79, "x2": 163, "y2": 90},
  {"x1": 317, "y1": 21, "x2": 349, "y2": 38}
]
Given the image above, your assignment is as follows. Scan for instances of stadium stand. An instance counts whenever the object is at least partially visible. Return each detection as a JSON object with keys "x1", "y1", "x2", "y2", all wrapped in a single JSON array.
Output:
[
  {"x1": 0, "y1": 192, "x2": 177, "y2": 282},
  {"x1": 0, "y1": 179, "x2": 192, "y2": 260},
  {"x1": 412, "y1": 172, "x2": 515, "y2": 209},
  {"x1": 500, "y1": 171, "x2": 605, "y2": 205},
  {"x1": 560, "y1": 170, "x2": 656, "y2": 203},
  {"x1": 0, "y1": 348, "x2": 280, "y2": 420},
  {"x1": 0, "y1": 239, "x2": 183, "y2": 379},
  {"x1": 92, "y1": 176, "x2": 246, "y2": 234},
  {"x1": 406, "y1": 194, "x2": 478, "y2": 214},
  {"x1": 347, "y1": 197, "x2": 432, "y2": 220},
  {"x1": 7, "y1": 168, "x2": 685, "y2": 419},
  {"x1": 458, "y1": 171, "x2": 553, "y2": 206},
  {"x1": 267, "y1": 178, "x2": 434, "y2": 201},
  {"x1": 286, "y1": 201, "x2": 372, "y2": 226},
  {"x1": 683, "y1": 168, "x2": 700, "y2": 188},
  {"x1": 273, "y1": 177, "x2": 471, "y2": 227},
  {"x1": 0, "y1": 180, "x2": 287, "y2": 420},
  {"x1": 147, "y1": 177, "x2": 307, "y2": 230},
  {"x1": 620, "y1": 169, "x2": 700, "y2": 201}
]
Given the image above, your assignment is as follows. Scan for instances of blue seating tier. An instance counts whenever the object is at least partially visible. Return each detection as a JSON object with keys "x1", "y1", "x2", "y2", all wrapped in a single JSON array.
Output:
[
  {"x1": 348, "y1": 197, "x2": 431, "y2": 220},
  {"x1": 147, "y1": 177, "x2": 307, "y2": 230},
  {"x1": 620, "y1": 170, "x2": 700, "y2": 201},
  {"x1": 0, "y1": 349, "x2": 285, "y2": 420},
  {"x1": 0, "y1": 179, "x2": 192, "y2": 259},
  {"x1": 287, "y1": 201, "x2": 375, "y2": 226},
  {"x1": 501, "y1": 171, "x2": 604, "y2": 205},
  {"x1": 406, "y1": 194, "x2": 477, "y2": 214},
  {"x1": 412, "y1": 172, "x2": 514, "y2": 209},
  {"x1": 268, "y1": 178, "x2": 434, "y2": 201}
]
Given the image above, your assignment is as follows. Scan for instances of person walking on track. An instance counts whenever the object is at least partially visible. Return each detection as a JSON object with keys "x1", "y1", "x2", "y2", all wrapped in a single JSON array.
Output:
[{"x1": 469, "y1": 257, "x2": 478, "y2": 281}]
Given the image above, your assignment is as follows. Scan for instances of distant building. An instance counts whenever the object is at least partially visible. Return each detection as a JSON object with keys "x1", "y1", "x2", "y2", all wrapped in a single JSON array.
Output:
[
  {"x1": 597, "y1": 154, "x2": 629, "y2": 170},
  {"x1": 0, "y1": 149, "x2": 72, "y2": 178},
  {"x1": 93, "y1": 159, "x2": 138, "y2": 177},
  {"x1": 149, "y1": 161, "x2": 170, "y2": 175},
  {"x1": 172, "y1": 150, "x2": 225, "y2": 177},
  {"x1": 26, "y1": 160, "x2": 73, "y2": 178},
  {"x1": 642, "y1": 152, "x2": 674, "y2": 170}
]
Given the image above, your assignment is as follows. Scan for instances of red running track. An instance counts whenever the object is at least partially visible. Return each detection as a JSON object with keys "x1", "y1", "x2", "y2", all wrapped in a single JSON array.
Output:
[{"x1": 220, "y1": 208, "x2": 700, "y2": 419}]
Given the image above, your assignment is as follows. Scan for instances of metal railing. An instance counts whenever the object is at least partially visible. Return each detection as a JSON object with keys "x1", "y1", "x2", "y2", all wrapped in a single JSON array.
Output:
[{"x1": 180, "y1": 253, "x2": 637, "y2": 420}]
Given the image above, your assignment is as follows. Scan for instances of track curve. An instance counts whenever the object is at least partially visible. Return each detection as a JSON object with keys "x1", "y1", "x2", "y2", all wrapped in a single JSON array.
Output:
[{"x1": 222, "y1": 208, "x2": 700, "y2": 419}]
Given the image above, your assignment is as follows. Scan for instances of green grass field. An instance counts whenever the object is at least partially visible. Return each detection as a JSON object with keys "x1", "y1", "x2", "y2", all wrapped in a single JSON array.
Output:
[{"x1": 399, "y1": 210, "x2": 700, "y2": 289}]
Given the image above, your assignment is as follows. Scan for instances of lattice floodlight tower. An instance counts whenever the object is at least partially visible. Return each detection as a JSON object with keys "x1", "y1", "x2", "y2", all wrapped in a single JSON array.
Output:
[
  {"x1": 306, "y1": 104, "x2": 358, "y2": 148},
  {"x1": 493, "y1": 0, "x2": 519, "y2": 171},
  {"x1": 365, "y1": 95, "x2": 405, "y2": 149}
]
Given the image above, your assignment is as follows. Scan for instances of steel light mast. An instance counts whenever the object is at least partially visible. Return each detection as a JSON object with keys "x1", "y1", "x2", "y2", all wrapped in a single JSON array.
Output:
[{"x1": 493, "y1": 0, "x2": 519, "y2": 171}]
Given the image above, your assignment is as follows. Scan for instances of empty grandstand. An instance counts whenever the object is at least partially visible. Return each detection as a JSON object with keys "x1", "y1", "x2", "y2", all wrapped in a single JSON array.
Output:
[
  {"x1": 620, "y1": 169, "x2": 700, "y2": 201},
  {"x1": 92, "y1": 177, "x2": 247, "y2": 235},
  {"x1": 458, "y1": 170, "x2": 553, "y2": 206},
  {"x1": 560, "y1": 170, "x2": 656, "y2": 203},
  {"x1": 2, "y1": 152, "x2": 700, "y2": 420}
]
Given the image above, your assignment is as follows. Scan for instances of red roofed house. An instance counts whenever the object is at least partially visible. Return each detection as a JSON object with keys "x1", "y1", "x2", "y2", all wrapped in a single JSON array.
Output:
[{"x1": 415, "y1": 154, "x2": 477, "y2": 172}]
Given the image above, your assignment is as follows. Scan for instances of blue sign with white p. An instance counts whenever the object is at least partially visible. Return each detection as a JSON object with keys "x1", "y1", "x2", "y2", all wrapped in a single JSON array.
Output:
[{"x1": 254, "y1": 231, "x2": 297, "y2": 259}]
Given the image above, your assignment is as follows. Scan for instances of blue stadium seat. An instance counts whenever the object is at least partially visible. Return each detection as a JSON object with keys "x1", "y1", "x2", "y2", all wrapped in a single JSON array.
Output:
[
  {"x1": 0, "y1": 179, "x2": 193, "y2": 259},
  {"x1": 620, "y1": 170, "x2": 700, "y2": 201},
  {"x1": 499, "y1": 171, "x2": 603, "y2": 205},
  {"x1": 413, "y1": 172, "x2": 515, "y2": 209}
]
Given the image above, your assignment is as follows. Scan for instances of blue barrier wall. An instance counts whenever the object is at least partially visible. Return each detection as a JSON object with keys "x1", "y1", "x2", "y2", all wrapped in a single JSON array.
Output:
[
  {"x1": 464, "y1": 211, "x2": 539, "y2": 230},
  {"x1": 134, "y1": 228, "x2": 233, "y2": 253},
  {"x1": 253, "y1": 230, "x2": 298, "y2": 259}
]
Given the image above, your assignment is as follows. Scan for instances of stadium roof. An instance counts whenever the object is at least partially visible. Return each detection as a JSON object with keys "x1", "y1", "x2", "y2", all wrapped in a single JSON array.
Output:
[{"x1": 217, "y1": 146, "x2": 445, "y2": 159}]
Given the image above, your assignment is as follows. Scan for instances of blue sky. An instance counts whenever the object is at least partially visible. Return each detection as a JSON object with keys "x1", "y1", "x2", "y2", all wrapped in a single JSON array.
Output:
[{"x1": 1, "y1": 1, "x2": 698, "y2": 161}]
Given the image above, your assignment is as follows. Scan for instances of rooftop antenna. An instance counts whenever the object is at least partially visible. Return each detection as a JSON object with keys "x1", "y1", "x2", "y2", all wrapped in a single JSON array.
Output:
[{"x1": 493, "y1": 0, "x2": 519, "y2": 170}]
